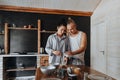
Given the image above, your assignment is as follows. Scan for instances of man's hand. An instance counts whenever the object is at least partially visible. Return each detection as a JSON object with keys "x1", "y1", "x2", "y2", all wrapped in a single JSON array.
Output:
[
  {"x1": 65, "y1": 51, "x2": 73, "y2": 56},
  {"x1": 52, "y1": 51, "x2": 61, "y2": 56}
]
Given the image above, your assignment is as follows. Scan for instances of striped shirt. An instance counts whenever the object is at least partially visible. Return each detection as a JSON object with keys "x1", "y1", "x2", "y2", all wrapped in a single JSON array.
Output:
[{"x1": 45, "y1": 33, "x2": 70, "y2": 64}]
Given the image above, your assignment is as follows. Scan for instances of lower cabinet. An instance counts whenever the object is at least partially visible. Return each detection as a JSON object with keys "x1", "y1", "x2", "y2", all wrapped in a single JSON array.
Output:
[
  {"x1": 3, "y1": 56, "x2": 37, "y2": 80},
  {"x1": 0, "y1": 56, "x2": 3, "y2": 80},
  {"x1": 1, "y1": 55, "x2": 49, "y2": 80},
  {"x1": 40, "y1": 56, "x2": 49, "y2": 66}
]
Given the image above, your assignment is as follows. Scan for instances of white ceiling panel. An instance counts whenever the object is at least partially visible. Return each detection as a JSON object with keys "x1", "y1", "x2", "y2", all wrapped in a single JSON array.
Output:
[{"x1": 0, "y1": 0, "x2": 101, "y2": 12}]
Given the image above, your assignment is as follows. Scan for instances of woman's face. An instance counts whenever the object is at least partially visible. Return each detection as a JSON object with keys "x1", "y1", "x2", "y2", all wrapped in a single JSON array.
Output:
[
  {"x1": 57, "y1": 25, "x2": 66, "y2": 36},
  {"x1": 67, "y1": 23, "x2": 77, "y2": 34}
]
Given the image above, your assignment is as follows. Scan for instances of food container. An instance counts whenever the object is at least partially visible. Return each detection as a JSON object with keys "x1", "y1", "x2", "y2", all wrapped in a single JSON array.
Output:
[{"x1": 40, "y1": 65, "x2": 56, "y2": 75}]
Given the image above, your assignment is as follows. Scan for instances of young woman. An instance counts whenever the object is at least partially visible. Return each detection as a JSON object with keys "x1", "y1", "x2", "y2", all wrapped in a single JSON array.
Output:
[{"x1": 45, "y1": 20, "x2": 70, "y2": 64}]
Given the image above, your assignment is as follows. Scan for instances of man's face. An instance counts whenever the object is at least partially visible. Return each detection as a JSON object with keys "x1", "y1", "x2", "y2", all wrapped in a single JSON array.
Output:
[{"x1": 67, "y1": 23, "x2": 76, "y2": 34}]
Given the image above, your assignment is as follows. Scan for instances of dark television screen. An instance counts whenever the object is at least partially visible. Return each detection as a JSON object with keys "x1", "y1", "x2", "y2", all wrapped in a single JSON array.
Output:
[{"x1": 9, "y1": 29, "x2": 37, "y2": 53}]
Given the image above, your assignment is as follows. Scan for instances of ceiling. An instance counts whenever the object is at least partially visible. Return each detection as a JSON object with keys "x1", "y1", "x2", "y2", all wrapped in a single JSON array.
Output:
[{"x1": 0, "y1": 0, "x2": 101, "y2": 12}]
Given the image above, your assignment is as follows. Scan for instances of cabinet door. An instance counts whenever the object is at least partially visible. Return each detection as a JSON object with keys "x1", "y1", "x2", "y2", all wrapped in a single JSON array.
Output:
[
  {"x1": 40, "y1": 56, "x2": 49, "y2": 66},
  {"x1": 91, "y1": 21, "x2": 107, "y2": 74}
]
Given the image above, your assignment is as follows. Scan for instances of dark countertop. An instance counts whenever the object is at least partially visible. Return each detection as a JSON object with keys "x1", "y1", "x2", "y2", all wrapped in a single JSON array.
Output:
[{"x1": 35, "y1": 65, "x2": 116, "y2": 80}]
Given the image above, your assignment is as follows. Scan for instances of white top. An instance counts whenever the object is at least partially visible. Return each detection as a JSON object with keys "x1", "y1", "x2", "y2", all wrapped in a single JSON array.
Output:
[{"x1": 69, "y1": 31, "x2": 85, "y2": 64}]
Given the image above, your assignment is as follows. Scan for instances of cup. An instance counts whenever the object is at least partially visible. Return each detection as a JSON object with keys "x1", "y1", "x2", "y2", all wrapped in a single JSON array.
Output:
[
  {"x1": 12, "y1": 24, "x2": 16, "y2": 27},
  {"x1": 0, "y1": 48, "x2": 1, "y2": 54},
  {"x1": 1, "y1": 49, "x2": 4, "y2": 54},
  {"x1": 40, "y1": 47, "x2": 44, "y2": 54},
  {"x1": 28, "y1": 25, "x2": 32, "y2": 28},
  {"x1": 68, "y1": 75, "x2": 77, "y2": 80},
  {"x1": 2, "y1": 30, "x2": 4, "y2": 34},
  {"x1": 17, "y1": 62, "x2": 24, "y2": 69},
  {"x1": 57, "y1": 68, "x2": 67, "y2": 79},
  {"x1": 73, "y1": 67, "x2": 81, "y2": 75},
  {"x1": 84, "y1": 72, "x2": 89, "y2": 80}
]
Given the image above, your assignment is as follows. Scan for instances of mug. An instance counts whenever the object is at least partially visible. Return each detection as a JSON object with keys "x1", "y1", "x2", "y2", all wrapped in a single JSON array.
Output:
[
  {"x1": 57, "y1": 68, "x2": 67, "y2": 79},
  {"x1": 40, "y1": 47, "x2": 44, "y2": 54},
  {"x1": 68, "y1": 75, "x2": 77, "y2": 80}
]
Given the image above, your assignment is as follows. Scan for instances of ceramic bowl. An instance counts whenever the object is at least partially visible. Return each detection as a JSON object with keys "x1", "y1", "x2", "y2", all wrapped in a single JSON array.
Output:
[{"x1": 40, "y1": 65, "x2": 56, "y2": 75}]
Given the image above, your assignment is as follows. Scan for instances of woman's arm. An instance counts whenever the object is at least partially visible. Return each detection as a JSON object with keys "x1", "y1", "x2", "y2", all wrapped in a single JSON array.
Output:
[
  {"x1": 45, "y1": 35, "x2": 54, "y2": 56},
  {"x1": 45, "y1": 35, "x2": 61, "y2": 56}
]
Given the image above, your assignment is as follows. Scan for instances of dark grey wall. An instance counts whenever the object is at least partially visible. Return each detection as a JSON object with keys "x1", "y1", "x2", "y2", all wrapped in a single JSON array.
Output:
[
  {"x1": 9, "y1": 30, "x2": 37, "y2": 53},
  {"x1": 0, "y1": 10, "x2": 90, "y2": 66}
]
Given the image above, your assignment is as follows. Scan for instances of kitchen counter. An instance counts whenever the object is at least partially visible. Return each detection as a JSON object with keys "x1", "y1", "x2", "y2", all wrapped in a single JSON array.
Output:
[
  {"x1": 35, "y1": 65, "x2": 116, "y2": 80},
  {"x1": 0, "y1": 54, "x2": 49, "y2": 57}
]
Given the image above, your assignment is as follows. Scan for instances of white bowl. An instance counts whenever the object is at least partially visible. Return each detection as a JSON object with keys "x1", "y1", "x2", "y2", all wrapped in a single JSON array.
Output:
[
  {"x1": 40, "y1": 65, "x2": 56, "y2": 75},
  {"x1": 88, "y1": 74, "x2": 112, "y2": 80},
  {"x1": 41, "y1": 78, "x2": 61, "y2": 80},
  {"x1": 53, "y1": 63, "x2": 60, "y2": 67}
]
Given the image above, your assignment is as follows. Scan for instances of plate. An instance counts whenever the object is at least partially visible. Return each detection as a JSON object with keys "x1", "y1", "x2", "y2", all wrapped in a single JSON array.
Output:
[
  {"x1": 41, "y1": 78, "x2": 61, "y2": 80},
  {"x1": 88, "y1": 74, "x2": 112, "y2": 80},
  {"x1": 68, "y1": 73, "x2": 77, "y2": 77}
]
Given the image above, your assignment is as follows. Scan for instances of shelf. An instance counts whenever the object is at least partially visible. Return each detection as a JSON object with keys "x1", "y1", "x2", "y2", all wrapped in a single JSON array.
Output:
[
  {"x1": 8, "y1": 76, "x2": 35, "y2": 80},
  {"x1": 0, "y1": 33, "x2": 4, "y2": 35},
  {"x1": 1, "y1": 54, "x2": 48, "y2": 57},
  {"x1": 6, "y1": 67, "x2": 36, "y2": 72},
  {"x1": 8, "y1": 27, "x2": 38, "y2": 30},
  {"x1": 41, "y1": 30, "x2": 56, "y2": 33}
]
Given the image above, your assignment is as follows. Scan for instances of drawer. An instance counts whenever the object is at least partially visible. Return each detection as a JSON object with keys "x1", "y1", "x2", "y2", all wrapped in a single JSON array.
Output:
[{"x1": 40, "y1": 56, "x2": 49, "y2": 66}]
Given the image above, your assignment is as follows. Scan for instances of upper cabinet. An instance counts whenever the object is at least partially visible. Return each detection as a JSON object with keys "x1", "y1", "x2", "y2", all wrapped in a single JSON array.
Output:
[
  {"x1": 4, "y1": 20, "x2": 41, "y2": 54},
  {"x1": 0, "y1": 16, "x2": 4, "y2": 54},
  {"x1": 4, "y1": 19, "x2": 57, "y2": 55},
  {"x1": 0, "y1": 10, "x2": 55, "y2": 55}
]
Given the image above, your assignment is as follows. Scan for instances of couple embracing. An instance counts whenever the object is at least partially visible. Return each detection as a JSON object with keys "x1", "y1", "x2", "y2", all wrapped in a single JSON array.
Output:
[{"x1": 45, "y1": 17, "x2": 87, "y2": 66}]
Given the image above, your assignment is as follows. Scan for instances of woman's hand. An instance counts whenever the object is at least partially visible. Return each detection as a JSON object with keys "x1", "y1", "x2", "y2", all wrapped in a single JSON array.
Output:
[{"x1": 52, "y1": 50, "x2": 61, "y2": 56}]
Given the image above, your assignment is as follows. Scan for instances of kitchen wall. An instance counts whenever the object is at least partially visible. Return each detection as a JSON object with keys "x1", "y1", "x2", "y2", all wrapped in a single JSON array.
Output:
[
  {"x1": 0, "y1": 11, "x2": 90, "y2": 61},
  {"x1": 91, "y1": 0, "x2": 120, "y2": 79},
  {"x1": 0, "y1": 10, "x2": 90, "y2": 79},
  {"x1": 0, "y1": 57, "x2": 3, "y2": 80}
]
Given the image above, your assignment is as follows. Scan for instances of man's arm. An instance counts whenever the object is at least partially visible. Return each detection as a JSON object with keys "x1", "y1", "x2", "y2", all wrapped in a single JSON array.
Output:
[
  {"x1": 66, "y1": 32, "x2": 87, "y2": 55},
  {"x1": 72, "y1": 32, "x2": 87, "y2": 55}
]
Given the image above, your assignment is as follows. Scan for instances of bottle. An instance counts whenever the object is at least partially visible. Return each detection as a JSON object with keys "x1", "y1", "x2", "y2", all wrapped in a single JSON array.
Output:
[
  {"x1": 28, "y1": 25, "x2": 32, "y2": 28},
  {"x1": 40, "y1": 47, "x2": 44, "y2": 54},
  {"x1": 83, "y1": 72, "x2": 88, "y2": 80},
  {"x1": 0, "y1": 47, "x2": 1, "y2": 54},
  {"x1": 12, "y1": 24, "x2": 16, "y2": 27}
]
